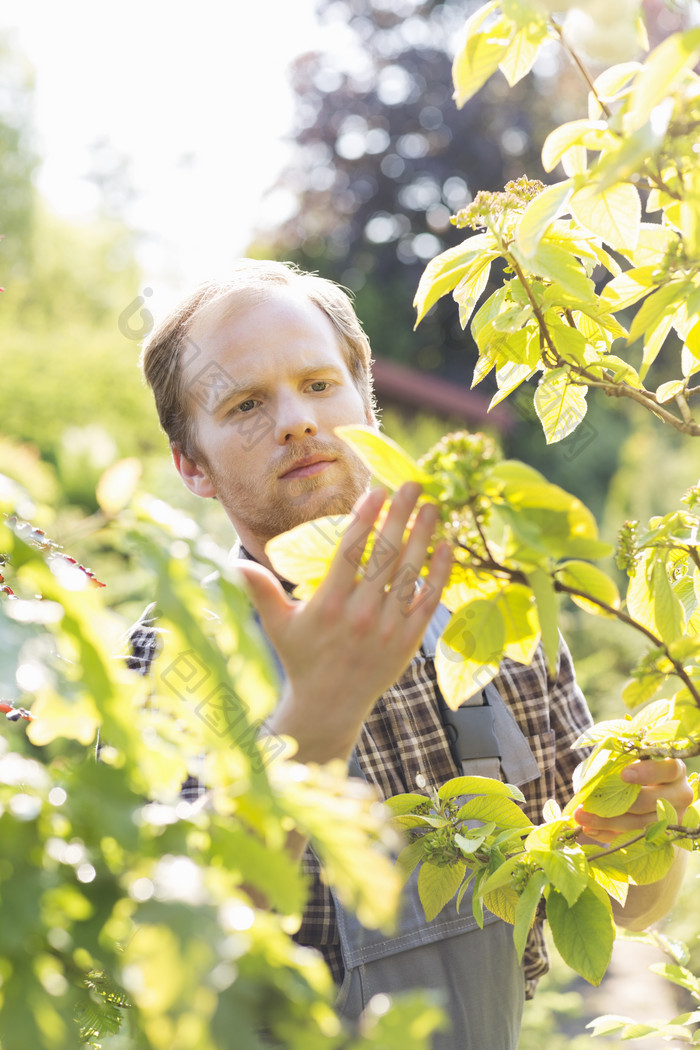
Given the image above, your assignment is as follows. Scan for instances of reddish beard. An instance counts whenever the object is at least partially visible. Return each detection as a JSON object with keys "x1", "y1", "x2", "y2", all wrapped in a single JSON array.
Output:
[{"x1": 206, "y1": 442, "x2": 372, "y2": 545}]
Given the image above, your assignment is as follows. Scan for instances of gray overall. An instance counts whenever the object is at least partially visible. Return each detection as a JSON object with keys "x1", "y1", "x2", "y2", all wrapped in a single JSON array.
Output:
[{"x1": 331, "y1": 604, "x2": 542, "y2": 1050}]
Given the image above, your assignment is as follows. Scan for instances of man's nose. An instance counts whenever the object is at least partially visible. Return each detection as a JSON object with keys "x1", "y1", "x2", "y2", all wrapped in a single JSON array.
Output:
[{"x1": 274, "y1": 395, "x2": 318, "y2": 443}]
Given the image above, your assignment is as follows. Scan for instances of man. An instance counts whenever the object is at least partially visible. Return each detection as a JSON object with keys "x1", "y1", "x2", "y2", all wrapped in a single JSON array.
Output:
[{"x1": 141, "y1": 259, "x2": 691, "y2": 1049}]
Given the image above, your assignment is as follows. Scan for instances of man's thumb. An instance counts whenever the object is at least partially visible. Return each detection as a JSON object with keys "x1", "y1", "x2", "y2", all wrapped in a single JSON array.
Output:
[{"x1": 234, "y1": 561, "x2": 294, "y2": 632}]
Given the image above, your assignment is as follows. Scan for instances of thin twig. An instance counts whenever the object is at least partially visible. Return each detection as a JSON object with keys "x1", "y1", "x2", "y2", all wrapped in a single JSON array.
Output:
[{"x1": 550, "y1": 19, "x2": 613, "y2": 119}]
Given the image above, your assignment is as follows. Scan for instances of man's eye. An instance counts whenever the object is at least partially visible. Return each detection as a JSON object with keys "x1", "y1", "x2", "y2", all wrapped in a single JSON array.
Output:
[
  {"x1": 237, "y1": 399, "x2": 257, "y2": 412},
  {"x1": 309, "y1": 381, "x2": 329, "y2": 392}
]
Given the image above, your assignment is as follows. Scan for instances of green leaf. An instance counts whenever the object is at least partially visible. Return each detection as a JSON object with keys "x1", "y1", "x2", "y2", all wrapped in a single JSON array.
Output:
[
  {"x1": 530, "y1": 848, "x2": 589, "y2": 906},
  {"x1": 612, "y1": 838, "x2": 675, "y2": 885},
  {"x1": 383, "y1": 793, "x2": 433, "y2": 815},
  {"x1": 622, "y1": 674, "x2": 663, "y2": 708},
  {"x1": 499, "y1": 21, "x2": 548, "y2": 87},
  {"x1": 526, "y1": 568, "x2": 559, "y2": 675},
  {"x1": 650, "y1": 962, "x2": 700, "y2": 998},
  {"x1": 454, "y1": 259, "x2": 492, "y2": 329},
  {"x1": 333, "y1": 425, "x2": 434, "y2": 492},
  {"x1": 546, "y1": 885, "x2": 615, "y2": 985},
  {"x1": 670, "y1": 694, "x2": 700, "y2": 736},
  {"x1": 396, "y1": 839, "x2": 428, "y2": 885},
  {"x1": 482, "y1": 884, "x2": 520, "y2": 924},
  {"x1": 628, "y1": 280, "x2": 686, "y2": 344},
  {"x1": 570, "y1": 181, "x2": 641, "y2": 252},
  {"x1": 417, "y1": 860, "x2": 467, "y2": 922},
  {"x1": 626, "y1": 552, "x2": 685, "y2": 643},
  {"x1": 517, "y1": 180, "x2": 573, "y2": 257},
  {"x1": 414, "y1": 233, "x2": 498, "y2": 325},
  {"x1": 656, "y1": 797, "x2": 677, "y2": 824},
  {"x1": 478, "y1": 855, "x2": 523, "y2": 896},
  {"x1": 454, "y1": 829, "x2": 490, "y2": 854},
  {"x1": 534, "y1": 369, "x2": 588, "y2": 444},
  {"x1": 513, "y1": 870, "x2": 548, "y2": 961},
  {"x1": 437, "y1": 600, "x2": 506, "y2": 709},
  {"x1": 600, "y1": 266, "x2": 657, "y2": 310},
  {"x1": 622, "y1": 222, "x2": 678, "y2": 267},
  {"x1": 497, "y1": 583, "x2": 541, "y2": 664},
  {"x1": 625, "y1": 27, "x2": 700, "y2": 132},
  {"x1": 656, "y1": 379, "x2": 685, "y2": 404},
  {"x1": 596, "y1": 355, "x2": 643, "y2": 389},
  {"x1": 586, "y1": 1015, "x2": 634, "y2": 1037},
  {"x1": 441, "y1": 775, "x2": 525, "y2": 803},
  {"x1": 457, "y1": 794, "x2": 532, "y2": 830},
  {"x1": 489, "y1": 361, "x2": 537, "y2": 409},
  {"x1": 565, "y1": 749, "x2": 631, "y2": 816},
  {"x1": 594, "y1": 121, "x2": 664, "y2": 193},
  {"x1": 541, "y1": 121, "x2": 617, "y2": 173},
  {"x1": 513, "y1": 241, "x2": 595, "y2": 302},
  {"x1": 435, "y1": 644, "x2": 499, "y2": 712},
  {"x1": 555, "y1": 560, "x2": 620, "y2": 617},
  {"x1": 452, "y1": 10, "x2": 513, "y2": 107},
  {"x1": 590, "y1": 62, "x2": 642, "y2": 112},
  {"x1": 583, "y1": 772, "x2": 640, "y2": 818}
]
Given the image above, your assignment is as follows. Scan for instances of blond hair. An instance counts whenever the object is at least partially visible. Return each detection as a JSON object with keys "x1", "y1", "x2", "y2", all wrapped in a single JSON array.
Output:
[{"x1": 140, "y1": 260, "x2": 375, "y2": 459}]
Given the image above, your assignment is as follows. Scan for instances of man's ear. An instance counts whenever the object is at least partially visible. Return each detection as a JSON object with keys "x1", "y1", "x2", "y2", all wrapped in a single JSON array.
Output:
[
  {"x1": 172, "y1": 445, "x2": 217, "y2": 499},
  {"x1": 365, "y1": 404, "x2": 380, "y2": 429}
]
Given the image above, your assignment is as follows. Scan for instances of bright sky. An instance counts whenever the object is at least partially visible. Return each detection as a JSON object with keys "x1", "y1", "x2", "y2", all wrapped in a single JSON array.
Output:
[{"x1": 9, "y1": 0, "x2": 335, "y2": 308}]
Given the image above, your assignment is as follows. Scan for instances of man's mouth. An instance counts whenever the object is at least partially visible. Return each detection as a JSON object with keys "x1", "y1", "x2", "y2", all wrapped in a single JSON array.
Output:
[{"x1": 279, "y1": 456, "x2": 336, "y2": 480}]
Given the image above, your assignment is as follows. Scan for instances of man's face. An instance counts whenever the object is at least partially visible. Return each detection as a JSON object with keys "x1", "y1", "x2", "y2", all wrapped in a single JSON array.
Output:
[{"x1": 177, "y1": 288, "x2": 375, "y2": 560}]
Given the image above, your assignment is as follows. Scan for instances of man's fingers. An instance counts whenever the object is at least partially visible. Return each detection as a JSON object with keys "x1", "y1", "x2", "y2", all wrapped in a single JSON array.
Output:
[
  {"x1": 621, "y1": 757, "x2": 686, "y2": 786},
  {"x1": 321, "y1": 487, "x2": 387, "y2": 593},
  {"x1": 402, "y1": 540, "x2": 453, "y2": 620},
  {"x1": 357, "y1": 482, "x2": 422, "y2": 591}
]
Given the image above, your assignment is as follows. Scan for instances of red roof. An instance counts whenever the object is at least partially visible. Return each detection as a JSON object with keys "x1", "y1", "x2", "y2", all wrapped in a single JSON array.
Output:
[{"x1": 372, "y1": 356, "x2": 513, "y2": 431}]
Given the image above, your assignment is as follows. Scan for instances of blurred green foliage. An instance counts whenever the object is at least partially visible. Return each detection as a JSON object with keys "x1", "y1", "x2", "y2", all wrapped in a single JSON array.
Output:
[{"x1": 0, "y1": 462, "x2": 451, "y2": 1049}]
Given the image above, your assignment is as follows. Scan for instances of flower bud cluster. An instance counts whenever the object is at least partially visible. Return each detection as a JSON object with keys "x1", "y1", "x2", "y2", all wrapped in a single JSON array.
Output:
[
  {"x1": 452, "y1": 177, "x2": 545, "y2": 237},
  {"x1": 682, "y1": 486, "x2": 700, "y2": 512},
  {"x1": 616, "y1": 519, "x2": 640, "y2": 575},
  {"x1": 421, "y1": 827, "x2": 463, "y2": 867},
  {"x1": 419, "y1": 431, "x2": 499, "y2": 512}
]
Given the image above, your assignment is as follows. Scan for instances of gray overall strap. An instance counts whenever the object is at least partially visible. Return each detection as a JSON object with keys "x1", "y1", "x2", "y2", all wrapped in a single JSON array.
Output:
[{"x1": 421, "y1": 602, "x2": 540, "y2": 787}]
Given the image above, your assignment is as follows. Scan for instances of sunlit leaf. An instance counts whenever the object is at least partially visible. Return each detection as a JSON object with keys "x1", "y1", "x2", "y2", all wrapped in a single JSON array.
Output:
[
  {"x1": 526, "y1": 568, "x2": 559, "y2": 675},
  {"x1": 414, "y1": 234, "x2": 498, "y2": 324},
  {"x1": 599, "y1": 266, "x2": 656, "y2": 311},
  {"x1": 546, "y1": 885, "x2": 615, "y2": 986},
  {"x1": 452, "y1": 10, "x2": 513, "y2": 107},
  {"x1": 457, "y1": 795, "x2": 532, "y2": 829},
  {"x1": 517, "y1": 180, "x2": 573, "y2": 257},
  {"x1": 482, "y1": 884, "x2": 520, "y2": 924},
  {"x1": 265, "y1": 515, "x2": 348, "y2": 597},
  {"x1": 529, "y1": 847, "x2": 588, "y2": 906},
  {"x1": 499, "y1": 22, "x2": 548, "y2": 87},
  {"x1": 454, "y1": 259, "x2": 493, "y2": 329},
  {"x1": 555, "y1": 560, "x2": 620, "y2": 617},
  {"x1": 334, "y1": 424, "x2": 435, "y2": 492},
  {"x1": 625, "y1": 27, "x2": 700, "y2": 132},
  {"x1": 570, "y1": 181, "x2": 641, "y2": 251},
  {"x1": 534, "y1": 369, "x2": 588, "y2": 444},
  {"x1": 656, "y1": 380, "x2": 685, "y2": 404},
  {"x1": 584, "y1": 772, "x2": 640, "y2": 818},
  {"x1": 542, "y1": 121, "x2": 616, "y2": 173},
  {"x1": 436, "y1": 600, "x2": 505, "y2": 709},
  {"x1": 417, "y1": 860, "x2": 466, "y2": 922}
]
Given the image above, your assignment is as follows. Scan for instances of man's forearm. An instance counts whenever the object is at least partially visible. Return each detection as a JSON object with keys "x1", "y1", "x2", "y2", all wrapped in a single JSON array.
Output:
[{"x1": 611, "y1": 848, "x2": 687, "y2": 930}]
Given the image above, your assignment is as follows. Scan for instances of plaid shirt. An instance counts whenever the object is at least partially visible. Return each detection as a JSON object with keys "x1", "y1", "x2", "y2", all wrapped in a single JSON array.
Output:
[{"x1": 128, "y1": 586, "x2": 593, "y2": 999}]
